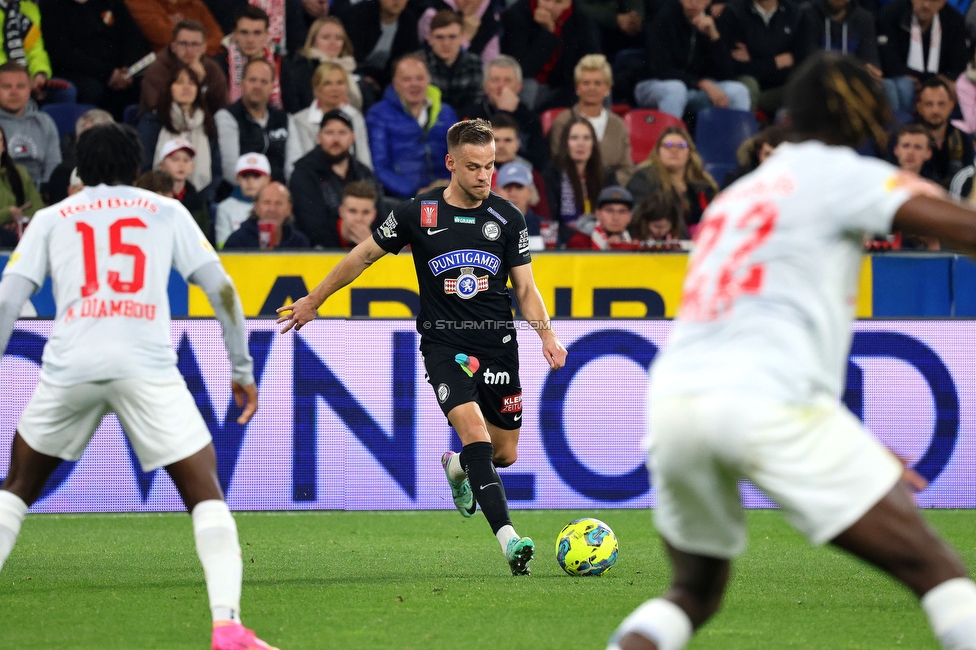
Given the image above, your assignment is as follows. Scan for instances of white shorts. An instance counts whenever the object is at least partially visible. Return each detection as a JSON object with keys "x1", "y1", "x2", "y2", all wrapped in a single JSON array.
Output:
[
  {"x1": 18, "y1": 376, "x2": 213, "y2": 472},
  {"x1": 648, "y1": 392, "x2": 902, "y2": 559}
]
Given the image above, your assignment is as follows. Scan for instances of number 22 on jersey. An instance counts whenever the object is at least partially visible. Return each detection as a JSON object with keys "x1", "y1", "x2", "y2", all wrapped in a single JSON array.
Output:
[
  {"x1": 76, "y1": 218, "x2": 148, "y2": 297},
  {"x1": 680, "y1": 201, "x2": 779, "y2": 322}
]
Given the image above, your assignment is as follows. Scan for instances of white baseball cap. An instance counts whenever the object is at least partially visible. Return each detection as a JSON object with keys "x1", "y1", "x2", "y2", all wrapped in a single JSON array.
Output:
[
  {"x1": 235, "y1": 153, "x2": 271, "y2": 176},
  {"x1": 157, "y1": 138, "x2": 196, "y2": 163}
]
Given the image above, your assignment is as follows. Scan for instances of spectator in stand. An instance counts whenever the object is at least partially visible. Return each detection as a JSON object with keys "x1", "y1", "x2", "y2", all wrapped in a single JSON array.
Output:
[
  {"x1": 215, "y1": 58, "x2": 301, "y2": 184},
  {"x1": 494, "y1": 161, "x2": 547, "y2": 250},
  {"x1": 224, "y1": 181, "x2": 310, "y2": 249},
  {"x1": 39, "y1": 0, "x2": 148, "y2": 117},
  {"x1": 217, "y1": 5, "x2": 297, "y2": 113},
  {"x1": 719, "y1": 0, "x2": 812, "y2": 114},
  {"x1": 290, "y1": 108, "x2": 382, "y2": 248},
  {"x1": 292, "y1": 17, "x2": 364, "y2": 111},
  {"x1": 155, "y1": 138, "x2": 211, "y2": 235},
  {"x1": 909, "y1": 76, "x2": 974, "y2": 185},
  {"x1": 954, "y1": 48, "x2": 976, "y2": 135},
  {"x1": 137, "y1": 64, "x2": 221, "y2": 198},
  {"x1": 45, "y1": 108, "x2": 113, "y2": 204},
  {"x1": 575, "y1": 0, "x2": 644, "y2": 61},
  {"x1": 630, "y1": 189, "x2": 686, "y2": 243},
  {"x1": 0, "y1": 1, "x2": 51, "y2": 99},
  {"x1": 550, "y1": 55, "x2": 635, "y2": 185},
  {"x1": 500, "y1": 0, "x2": 600, "y2": 110},
  {"x1": 0, "y1": 123, "x2": 43, "y2": 237},
  {"x1": 203, "y1": 0, "x2": 308, "y2": 55},
  {"x1": 461, "y1": 55, "x2": 548, "y2": 169},
  {"x1": 425, "y1": 10, "x2": 484, "y2": 111},
  {"x1": 542, "y1": 116, "x2": 614, "y2": 239},
  {"x1": 140, "y1": 20, "x2": 230, "y2": 118},
  {"x1": 801, "y1": 0, "x2": 881, "y2": 79},
  {"x1": 626, "y1": 126, "x2": 718, "y2": 232},
  {"x1": 491, "y1": 112, "x2": 549, "y2": 217},
  {"x1": 365, "y1": 54, "x2": 455, "y2": 199},
  {"x1": 293, "y1": 62, "x2": 371, "y2": 168},
  {"x1": 636, "y1": 0, "x2": 749, "y2": 118},
  {"x1": 300, "y1": 0, "x2": 329, "y2": 29},
  {"x1": 126, "y1": 0, "x2": 224, "y2": 56},
  {"x1": 878, "y1": 0, "x2": 968, "y2": 114},
  {"x1": 417, "y1": 0, "x2": 501, "y2": 66},
  {"x1": 0, "y1": 62, "x2": 59, "y2": 188},
  {"x1": 891, "y1": 123, "x2": 940, "y2": 183},
  {"x1": 566, "y1": 185, "x2": 637, "y2": 250},
  {"x1": 336, "y1": 180, "x2": 378, "y2": 249},
  {"x1": 345, "y1": 0, "x2": 420, "y2": 90},
  {"x1": 721, "y1": 124, "x2": 784, "y2": 187},
  {"x1": 134, "y1": 168, "x2": 175, "y2": 196},
  {"x1": 215, "y1": 152, "x2": 271, "y2": 247}
]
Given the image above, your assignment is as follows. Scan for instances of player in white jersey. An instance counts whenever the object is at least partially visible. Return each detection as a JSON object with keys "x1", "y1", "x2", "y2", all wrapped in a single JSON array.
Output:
[
  {"x1": 0, "y1": 124, "x2": 277, "y2": 650},
  {"x1": 609, "y1": 54, "x2": 976, "y2": 650}
]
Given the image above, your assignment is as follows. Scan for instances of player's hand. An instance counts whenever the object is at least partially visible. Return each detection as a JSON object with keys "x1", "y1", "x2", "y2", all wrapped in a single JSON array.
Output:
[
  {"x1": 232, "y1": 381, "x2": 258, "y2": 425},
  {"x1": 276, "y1": 295, "x2": 318, "y2": 333},
  {"x1": 542, "y1": 336, "x2": 567, "y2": 370}
]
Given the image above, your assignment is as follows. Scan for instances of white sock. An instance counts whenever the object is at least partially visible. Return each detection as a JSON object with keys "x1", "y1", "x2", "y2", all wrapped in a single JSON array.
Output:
[
  {"x1": 192, "y1": 500, "x2": 243, "y2": 624},
  {"x1": 922, "y1": 577, "x2": 976, "y2": 650},
  {"x1": 0, "y1": 490, "x2": 28, "y2": 571},
  {"x1": 447, "y1": 452, "x2": 466, "y2": 482},
  {"x1": 496, "y1": 524, "x2": 518, "y2": 552},
  {"x1": 609, "y1": 598, "x2": 693, "y2": 650}
]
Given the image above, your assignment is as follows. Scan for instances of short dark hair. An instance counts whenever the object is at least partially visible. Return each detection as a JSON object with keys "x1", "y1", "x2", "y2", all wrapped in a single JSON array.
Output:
[
  {"x1": 786, "y1": 52, "x2": 889, "y2": 148},
  {"x1": 447, "y1": 119, "x2": 494, "y2": 152},
  {"x1": 894, "y1": 123, "x2": 935, "y2": 149},
  {"x1": 392, "y1": 52, "x2": 428, "y2": 79},
  {"x1": 243, "y1": 57, "x2": 276, "y2": 80},
  {"x1": 134, "y1": 169, "x2": 175, "y2": 196},
  {"x1": 430, "y1": 9, "x2": 463, "y2": 32},
  {"x1": 77, "y1": 123, "x2": 144, "y2": 186},
  {"x1": 172, "y1": 19, "x2": 206, "y2": 40},
  {"x1": 918, "y1": 76, "x2": 955, "y2": 103},
  {"x1": 489, "y1": 113, "x2": 519, "y2": 133},
  {"x1": 236, "y1": 5, "x2": 270, "y2": 28},
  {"x1": 343, "y1": 180, "x2": 378, "y2": 203},
  {"x1": 0, "y1": 61, "x2": 28, "y2": 78}
]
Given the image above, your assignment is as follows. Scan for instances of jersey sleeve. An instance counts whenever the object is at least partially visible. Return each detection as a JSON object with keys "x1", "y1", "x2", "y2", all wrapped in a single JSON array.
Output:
[
  {"x1": 372, "y1": 200, "x2": 415, "y2": 254},
  {"x1": 504, "y1": 204, "x2": 532, "y2": 268},
  {"x1": 2, "y1": 211, "x2": 51, "y2": 288},
  {"x1": 171, "y1": 200, "x2": 220, "y2": 280},
  {"x1": 827, "y1": 155, "x2": 912, "y2": 237}
]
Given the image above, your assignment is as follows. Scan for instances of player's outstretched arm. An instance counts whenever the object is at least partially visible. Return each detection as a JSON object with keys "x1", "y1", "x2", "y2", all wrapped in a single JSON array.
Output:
[
  {"x1": 188, "y1": 262, "x2": 257, "y2": 425},
  {"x1": 276, "y1": 237, "x2": 389, "y2": 333},
  {"x1": 0, "y1": 274, "x2": 38, "y2": 358},
  {"x1": 893, "y1": 195, "x2": 976, "y2": 256},
  {"x1": 509, "y1": 263, "x2": 567, "y2": 370}
]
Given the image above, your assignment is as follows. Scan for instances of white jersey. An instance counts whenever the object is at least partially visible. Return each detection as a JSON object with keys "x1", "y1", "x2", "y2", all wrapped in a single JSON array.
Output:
[
  {"x1": 3, "y1": 184, "x2": 219, "y2": 386},
  {"x1": 651, "y1": 141, "x2": 912, "y2": 403}
]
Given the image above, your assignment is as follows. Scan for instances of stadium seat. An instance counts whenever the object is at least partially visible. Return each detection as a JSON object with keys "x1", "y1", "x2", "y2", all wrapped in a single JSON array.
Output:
[
  {"x1": 123, "y1": 104, "x2": 139, "y2": 126},
  {"x1": 705, "y1": 162, "x2": 736, "y2": 187},
  {"x1": 611, "y1": 104, "x2": 630, "y2": 117},
  {"x1": 624, "y1": 109, "x2": 687, "y2": 164},
  {"x1": 695, "y1": 108, "x2": 759, "y2": 166},
  {"x1": 41, "y1": 102, "x2": 97, "y2": 138},
  {"x1": 540, "y1": 108, "x2": 567, "y2": 137}
]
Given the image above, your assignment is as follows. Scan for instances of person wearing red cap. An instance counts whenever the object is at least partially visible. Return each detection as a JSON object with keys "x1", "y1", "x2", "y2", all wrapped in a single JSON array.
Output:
[
  {"x1": 156, "y1": 138, "x2": 211, "y2": 239},
  {"x1": 215, "y1": 153, "x2": 272, "y2": 247}
]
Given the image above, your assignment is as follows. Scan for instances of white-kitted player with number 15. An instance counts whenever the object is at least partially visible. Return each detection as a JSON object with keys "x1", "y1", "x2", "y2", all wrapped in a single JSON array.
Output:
[{"x1": 0, "y1": 124, "x2": 277, "y2": 650}]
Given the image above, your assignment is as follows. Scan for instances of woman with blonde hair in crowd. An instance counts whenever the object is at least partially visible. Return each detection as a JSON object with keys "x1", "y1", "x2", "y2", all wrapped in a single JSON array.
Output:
[
  {"x1": 293, "y1": 61, "x2": 371, "y2": 168},
  {"x1": 626, "y1": 126, "x2": 718, "y2": 234},
  {"x1": 548, "y1": 54, "x2": 635, "y2": 185},
  {"x1": 542, "y1": 116, "x2": 615, "y2": 243},
  {"x1": 292, "y1": 17, "x2": 365, "y2": 111}
]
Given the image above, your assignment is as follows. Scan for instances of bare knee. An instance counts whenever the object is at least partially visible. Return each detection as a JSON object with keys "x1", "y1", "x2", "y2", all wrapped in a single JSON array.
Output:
[{"x1": 492, "y1": 448, "x2": 517, "y2": 467}]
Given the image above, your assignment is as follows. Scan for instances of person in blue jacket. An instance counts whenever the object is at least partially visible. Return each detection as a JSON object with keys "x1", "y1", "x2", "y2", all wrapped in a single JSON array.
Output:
[{"x1": 366, "y1": 53, "x2": 456, "y2": 199}]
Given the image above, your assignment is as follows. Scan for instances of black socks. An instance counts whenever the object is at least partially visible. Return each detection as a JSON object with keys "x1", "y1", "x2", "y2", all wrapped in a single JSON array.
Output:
[{"x1": 459, "y1": 441, "x2": 511, "y2": 534}]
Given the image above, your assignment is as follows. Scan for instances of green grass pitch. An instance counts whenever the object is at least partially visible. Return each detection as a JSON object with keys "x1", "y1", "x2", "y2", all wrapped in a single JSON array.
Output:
[{"x1": 2, "y1": 509, "x2": 973, "y2": 649}]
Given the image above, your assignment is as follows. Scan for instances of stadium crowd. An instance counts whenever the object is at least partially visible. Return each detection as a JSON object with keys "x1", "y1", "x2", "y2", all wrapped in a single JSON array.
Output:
[{"x1": 0, "y1": 0, "x2": 974, "y2": 251}]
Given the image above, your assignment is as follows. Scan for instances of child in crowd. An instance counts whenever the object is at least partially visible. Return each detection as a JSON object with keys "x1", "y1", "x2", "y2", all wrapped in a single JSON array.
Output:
[
  {"x1": 214, "y1": 153, "x2": 272, "y2": 248},
  {"x1": 156, "y1": 138, "x2": 210, "y2": 238}
]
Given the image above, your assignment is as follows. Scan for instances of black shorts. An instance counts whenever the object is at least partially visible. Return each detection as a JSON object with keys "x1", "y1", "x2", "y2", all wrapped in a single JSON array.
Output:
[{"x1": 422, "y1": 345, "x2": 523, "y2": 430}]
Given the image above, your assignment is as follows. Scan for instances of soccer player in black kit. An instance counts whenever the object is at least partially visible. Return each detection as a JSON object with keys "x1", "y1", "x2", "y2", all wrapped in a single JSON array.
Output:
[{"x1": 277, "y1": 119, "x2": 567, "y2": 575}]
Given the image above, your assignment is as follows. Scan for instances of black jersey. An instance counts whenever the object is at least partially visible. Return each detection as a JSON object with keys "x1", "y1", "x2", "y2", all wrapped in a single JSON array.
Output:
[{"x1": 372, "y1": 187, "x2": 531, "y2": 354}]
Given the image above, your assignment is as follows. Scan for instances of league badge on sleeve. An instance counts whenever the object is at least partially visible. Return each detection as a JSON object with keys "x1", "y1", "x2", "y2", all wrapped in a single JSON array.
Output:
[{"x1": 421, "y1": 201, "x2": 438, "y2": 227}]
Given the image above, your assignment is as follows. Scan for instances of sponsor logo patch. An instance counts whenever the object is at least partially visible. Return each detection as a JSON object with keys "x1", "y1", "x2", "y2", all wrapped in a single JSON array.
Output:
[
  {"x1": 378, "y1": 212, "x2": 398, "y2": 239},
  {"x1": 428, "y1": 249, "x2": 501, "y2": 275},
  {"x1": 517, "y1": 228, "x2": 529, "y2": 254},
  {"x1": 454, "y1": 215, "x2": 476, "y2": 225},
  {"x1": 501, "y1": 393, "x2": 522, "y2": 413},
  {"x1": 487, "y1": 206, "x2": 507, "y2": 225},
  {"x1": 483, "y1": 367, "x2": 510, "y2": 384},
  {"x1": 421, "y1": 201, "x2": 438, "y2": 227},
  {"x1": 454, "y1": 353, "x2": 480, "y2": 377}
]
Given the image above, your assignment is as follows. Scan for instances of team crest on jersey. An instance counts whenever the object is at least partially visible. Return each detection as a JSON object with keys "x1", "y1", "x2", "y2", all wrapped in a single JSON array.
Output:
[
  {"x1": 445, "y1": 267, "x2": 489, "y2": 300},
  {"x1": 421, "y1": 201, "x2": 438, "y2": 227},
  {"x1": 378, "y1": 212, "x2": 398, "y2": 239},
  {"x1": 437, "y1": 383, "x2": 450, "y2": 403},
  {"x1": 482, "y1": 221, "x2": 500, "y2": 241}
]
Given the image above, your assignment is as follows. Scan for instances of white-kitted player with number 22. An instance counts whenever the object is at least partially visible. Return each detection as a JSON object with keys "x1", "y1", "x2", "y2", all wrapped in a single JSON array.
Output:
[{"x1": 0, "y1": 124, "x2": 277, "y2": 650}]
